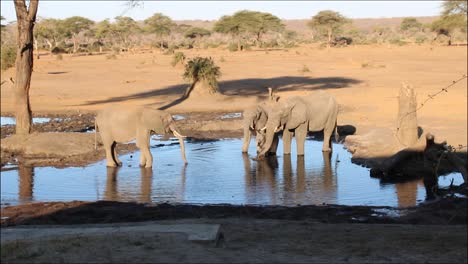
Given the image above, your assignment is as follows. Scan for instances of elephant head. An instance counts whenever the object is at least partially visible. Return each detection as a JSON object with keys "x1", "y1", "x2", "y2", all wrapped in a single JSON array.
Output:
[
  {"x1": 258, "y1": 97, "x2": 308, "y2": 157},
  {"x1": 141, "y1": 109, "x2": 187, "y2": 164},
  {"x1": 258, "y1": 93, "x2": 339, "y2": 158},
  {"x1": 242, "y1": 88, "x2": 281, "y2": 154}
]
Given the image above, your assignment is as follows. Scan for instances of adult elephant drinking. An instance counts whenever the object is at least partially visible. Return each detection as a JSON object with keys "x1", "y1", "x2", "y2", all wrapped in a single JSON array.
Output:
[{"x1": 258, "y1": 92, "x2": 339, "y2": 157}]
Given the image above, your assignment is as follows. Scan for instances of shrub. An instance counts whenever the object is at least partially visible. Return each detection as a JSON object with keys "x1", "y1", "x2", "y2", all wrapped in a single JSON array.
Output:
[
  {"x1": 228, "y1": 42, "x2": 238, "y2": 52},
  {"x1": 183, "y1": 56, "x2": 221, "y2": 92},
  {"x1": 106, "y1": 53, "x2": 117, "y2": 60},
  {"x1": 171, "y1": 52, "x2": 186, "y2": 67},
  {"x1": 300, "y1": 65, "x2": 310, "y2": 73},
  {"x1": 1, "y1": 45, "x2": 16, "y2": 71}
]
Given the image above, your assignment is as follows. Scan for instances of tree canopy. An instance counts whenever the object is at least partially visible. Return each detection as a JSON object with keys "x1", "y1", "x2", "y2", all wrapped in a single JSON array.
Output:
[
  {"x1": 61, "y1": 16, "x2": 94, "y2": 37},
  {"x1": 144, "y1": 13, "x2": 176, "y2": 37},
  {"x1": 400, "y1": 18, "x2": 423, "y2": 31},
  {"x1": 307, "y1": 10, "x2": 350, "y2": 47},
  {"x1": 431, "y1": 0, "x2": 467, "y2": 39},
  {"x1": 184, "y1": 27, "x2": 211, "y2": 39},
  {"x1": 442, "y1": 0, "x2": 467, "y2": 16},
  {"x1": 214, "y1": 10, "x2": 284, "y2": 43}
]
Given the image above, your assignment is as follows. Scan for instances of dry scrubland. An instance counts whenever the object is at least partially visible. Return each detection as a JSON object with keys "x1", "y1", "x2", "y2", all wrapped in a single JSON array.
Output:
[{"x1": 1, "y1": 44, "x2": 466, "y2": 147}]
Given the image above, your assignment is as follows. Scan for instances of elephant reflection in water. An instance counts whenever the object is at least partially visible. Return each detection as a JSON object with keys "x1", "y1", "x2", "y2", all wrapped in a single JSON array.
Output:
[
  {"x1": 105, "y1": 167, "x2": 153, "y2": 203},
  {"x1": 105, "y1": 166, "x2": 187, "y2": 203},
  {"x1": 282, "y1": 152, "x2": 337, "y2": 205},
  {"x1": 242, "y1": 152, "x2": 337, "y2": 205},
  {"x1": 242, "y1": 154, "x2": 279, "y2": 204},
  {"x1": 18, "y1": 164, "x2": 34, "y2": 203}
]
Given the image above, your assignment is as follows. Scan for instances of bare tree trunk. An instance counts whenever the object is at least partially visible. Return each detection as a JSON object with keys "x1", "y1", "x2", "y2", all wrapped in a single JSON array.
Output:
[
  {"x1": 396, "y1": 82, "x2": 418, "y2": 148},
  {"x1": 327, "y1": 28, "x2": 332, "y2": 49},
  {"x1": 34, "y1": 37, "x2": 39, "y2": 59},
  {"x1": 73, "y1": 33, "x2": 78, "y2": 53},
  {"x1": 14, "y1": 0, "x2": 39, "y2": 135},
  {"x1": 46, "y1": 39, "x2": 53, "y2": 56}
]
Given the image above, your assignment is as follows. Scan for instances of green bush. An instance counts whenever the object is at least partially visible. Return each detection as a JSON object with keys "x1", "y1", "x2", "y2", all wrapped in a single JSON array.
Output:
[
  {"x1": 389, "y1": 38, "x2": 407, "y2": 46},
  {"x1": 171, "y1": 52, "x2": 186, "y2": 67},
  {"x1": 300, "y1": 65, "x2": 310, "y2": 73},
  {"x1": 228, "y1": 42, "x2": 238, "y2": 52},
  {"x1": 106, "y1": 53, "x2": 117, "y2": 60},
  {"x1": 1, "y1": 45, "x2": 16, "y2": 71},
  {"x1": 183, "y1": 56, "x2": 221, "y2": 91}
]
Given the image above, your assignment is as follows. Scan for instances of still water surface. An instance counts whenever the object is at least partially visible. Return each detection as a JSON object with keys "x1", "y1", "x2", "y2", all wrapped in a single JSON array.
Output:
[{"x1": 1, "y1": 138, "x2": 463, "y2": 207}]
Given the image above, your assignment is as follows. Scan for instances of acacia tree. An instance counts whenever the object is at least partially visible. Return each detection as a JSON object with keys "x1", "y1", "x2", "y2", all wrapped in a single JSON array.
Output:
[
  {"x1": 250, "y1": 12, "x2": 284, "y2": 46},
  {"x1": 34, "y1": 18, "x2": 64, "y2": 55},
  {"x1": 184, "y1": 27, "x2": 211, "y2": 48},
  {"x1": 308, "y1": 10, "x2": 349, "y2": 48},
  {"x1": 62, "y1": 16, "x2": 94, "y2": 53},
  {"x1": 214, "y1": 10, "x2": 284, "y2": 50},
  {"x1": 13, "y1": 0, "x2": 39, "y2": 135},
  {"x1": 431, "y1": 0, "x2": 467, "y2": 44},
  {"x1": 144, "y1": 13, "x2": 175, "y2": 51},
  {"x1": 112, "y1": 16, "x2": 140, "y2": 50},
  {"x1": 94, "y1": 19, "x2": 112, "y2": 51}
]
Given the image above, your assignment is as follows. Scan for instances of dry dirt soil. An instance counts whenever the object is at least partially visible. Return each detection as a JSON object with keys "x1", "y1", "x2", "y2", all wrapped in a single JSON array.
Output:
[
  {"x1": 1, "y1": 44, "x2": 467, "y2": 146},
  {"x1": 1, "y1": 44, "x2": 467, "y2": 263}
]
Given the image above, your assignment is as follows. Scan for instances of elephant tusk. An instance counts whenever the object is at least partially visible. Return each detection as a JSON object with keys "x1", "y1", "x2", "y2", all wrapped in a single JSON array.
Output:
[
  {"x1": 260, "y1": 126, "x2": 267, "y2": 131},
  {"x1": 173, "y1": 130, "x2": 186, "y2": 138},
  {"x1": 250, "y1": 125, "x2": 255, "y2": 130}
]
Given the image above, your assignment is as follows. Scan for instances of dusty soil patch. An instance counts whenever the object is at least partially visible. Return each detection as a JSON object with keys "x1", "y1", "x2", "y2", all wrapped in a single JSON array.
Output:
[{"x1": 1, "y1": 218, "x2": 466, "y2": 263}]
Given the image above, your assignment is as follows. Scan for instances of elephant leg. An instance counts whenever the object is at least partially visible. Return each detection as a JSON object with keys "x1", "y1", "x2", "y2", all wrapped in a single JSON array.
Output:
[
  {"x1": 295, "y1": 124, "x2": 308, "y2": 156},
  {"x1": 322, "y1": 126, "x2": 333, "y2": 152},
  {"x1": 101, "y1": 133, "x2": 117, "y2": 167},
  {"x1": 112, "y1": 142, "x2": 122, "y2": 166},
  {"x1": 137, "y1": 129, "x2": 152, "y2": 168},
  {"x1": 283, "y1": 129, "x2": 293, "y2": 155}
]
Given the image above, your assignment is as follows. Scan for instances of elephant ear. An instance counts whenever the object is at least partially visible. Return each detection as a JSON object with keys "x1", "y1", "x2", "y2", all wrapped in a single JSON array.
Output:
[{"x1": 282, "y1": 100, "x2": 307, "y2": 129}]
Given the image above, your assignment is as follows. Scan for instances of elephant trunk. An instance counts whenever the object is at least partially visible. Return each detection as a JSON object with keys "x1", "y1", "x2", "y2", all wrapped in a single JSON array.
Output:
[
  {"x1": 170, "y1": 124, "x2": 187, "y2": 164},
  {"x1": 258, "y1": 126, "x2": 275, "y2": 157},
  {"x1": 242, "y1": 123, "x2": 251, "y2": 153}
]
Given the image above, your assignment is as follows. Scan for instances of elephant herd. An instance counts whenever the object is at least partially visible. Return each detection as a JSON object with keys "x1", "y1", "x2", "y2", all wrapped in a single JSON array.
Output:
[{"x1": 96, "y1": 90, "x2": 339, "y2": 168}]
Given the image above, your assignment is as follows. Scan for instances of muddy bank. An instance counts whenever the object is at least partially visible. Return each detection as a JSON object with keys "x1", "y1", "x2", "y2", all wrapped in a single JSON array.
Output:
[{"x1": 1, "y1": 196, "x2": 466, "y2": 227}]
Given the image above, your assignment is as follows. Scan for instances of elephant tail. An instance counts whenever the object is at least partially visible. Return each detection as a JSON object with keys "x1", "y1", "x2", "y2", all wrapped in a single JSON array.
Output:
[{"x1": 94, "y1": 117, "x2": 98, "y2": 151}]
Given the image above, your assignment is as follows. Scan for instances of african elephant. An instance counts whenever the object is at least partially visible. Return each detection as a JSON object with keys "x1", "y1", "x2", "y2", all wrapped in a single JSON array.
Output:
[
  {"x1": 96, "y1": 106, "x2": 187, "y2": 168},
  {"x1": 242, "y1": 104, "x2": 279, "y2": 155},
  {"x1": 258, "y1": 92, "x2": 339, "y2": 157},
  {"x1": 242, "y1": 88, "x2": 280, "y2": 155}
]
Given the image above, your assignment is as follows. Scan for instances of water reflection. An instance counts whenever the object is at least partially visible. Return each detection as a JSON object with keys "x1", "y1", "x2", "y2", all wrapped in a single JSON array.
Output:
[
  {"x1": 242, "y1": 152, "x2": 337, "y2": 205},
  {"x1": 4, "y1": 139, "x2": 461, "y2": 207},
  {"x1": 395, "y1": 181, "x2": 420, "y2": 207},
  {"x1": 104, "y1": 164, "x2": 187, "y2": 203},
  {"x1": 18, "y1": 165, "x2": 34, "y2": 203}
]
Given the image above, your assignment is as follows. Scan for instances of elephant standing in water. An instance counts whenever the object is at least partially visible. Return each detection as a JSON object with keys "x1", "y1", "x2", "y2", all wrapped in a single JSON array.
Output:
[
  {"x1": 242, "y1": 88, "x2": 280, "y2": 155},
  {"x1": 96, "y1": 106, "x2": 187, "y2": 168},
  {"x1": 258, "y1": 92, "x2": 339, "y2": 157}
]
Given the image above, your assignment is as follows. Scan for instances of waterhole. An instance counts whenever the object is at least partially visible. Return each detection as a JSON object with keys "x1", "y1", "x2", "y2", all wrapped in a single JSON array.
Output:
[
  {"x1": 1, "y1": 138, "x2": 463, "y2": 207},
  {"x1": 1, "y1": 117, "x2": 52, "y2": 126}
]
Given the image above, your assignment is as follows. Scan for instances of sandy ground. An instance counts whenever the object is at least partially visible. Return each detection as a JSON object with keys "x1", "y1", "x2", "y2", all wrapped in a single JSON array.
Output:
[{"x1": 1, "y1": 44, "x2": 467, "y2": 147}]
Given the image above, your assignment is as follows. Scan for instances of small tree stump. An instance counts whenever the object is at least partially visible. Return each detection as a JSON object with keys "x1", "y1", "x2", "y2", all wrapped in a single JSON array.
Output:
[{"x1": 396, "y1": 82, "x2": 418, "y2": 148}]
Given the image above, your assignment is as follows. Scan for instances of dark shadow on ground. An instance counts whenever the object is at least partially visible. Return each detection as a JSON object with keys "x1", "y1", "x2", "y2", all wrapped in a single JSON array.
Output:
[
  {"x1": 2, "y1": 197, "x2": 466, "y2": 227},
  {"x1": 79, "y1": 76, "x2": 362, "y2": 106}
]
